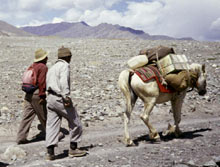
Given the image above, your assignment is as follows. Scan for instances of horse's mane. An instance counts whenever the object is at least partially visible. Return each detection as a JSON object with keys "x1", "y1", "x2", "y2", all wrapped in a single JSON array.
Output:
[{"x1": 189, "y1": 63, "x2": 202, "y2": 74}]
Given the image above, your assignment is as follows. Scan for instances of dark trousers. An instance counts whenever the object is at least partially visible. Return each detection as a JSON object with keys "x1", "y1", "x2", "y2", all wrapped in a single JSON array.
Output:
[{"x1": 16, "y1": 92, "x2": 47, "y2": 143}]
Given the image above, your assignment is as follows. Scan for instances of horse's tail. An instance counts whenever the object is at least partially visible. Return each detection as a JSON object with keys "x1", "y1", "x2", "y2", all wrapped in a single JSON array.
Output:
[{"x1": 118, "y1": 69, "x2": 135, "y2": 114}]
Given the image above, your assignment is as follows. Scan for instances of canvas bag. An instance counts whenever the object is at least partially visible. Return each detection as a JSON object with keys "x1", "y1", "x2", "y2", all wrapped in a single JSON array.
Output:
[
  {"x1": 139, "y1": 45, "x2": 175, "y2": 63},
  {"x1": 127, "y1": 55, "x2": 149, "y2": 69},
  {"x1": 22, "y1": 65, "x2": 38, "y2": 93},
  {"x1": 164, "y1": 70, "x2": 189, "y2": 92}
]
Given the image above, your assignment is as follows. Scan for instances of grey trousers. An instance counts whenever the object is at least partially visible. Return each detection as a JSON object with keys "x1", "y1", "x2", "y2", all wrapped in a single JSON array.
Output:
[
  {"x1": 16, "y1": 92, "x2": 47, "y2": 143},
  {"x1": 46, "y1": 94, "x2": 82, "y2": 147}
]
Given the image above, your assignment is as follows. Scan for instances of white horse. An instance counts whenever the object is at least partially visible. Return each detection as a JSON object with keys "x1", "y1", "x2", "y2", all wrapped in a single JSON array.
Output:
[{"x1": 118, "y1": 63, "x2": 207, "y2": 146}]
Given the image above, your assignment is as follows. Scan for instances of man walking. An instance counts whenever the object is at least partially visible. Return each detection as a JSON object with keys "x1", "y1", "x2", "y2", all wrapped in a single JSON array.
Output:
[
  {"x1": 46, "y1": 46, "x2": 86, "y2": 160},
  {"x1": 16, "y1": 48, "x2": 48, "y2": 144}
]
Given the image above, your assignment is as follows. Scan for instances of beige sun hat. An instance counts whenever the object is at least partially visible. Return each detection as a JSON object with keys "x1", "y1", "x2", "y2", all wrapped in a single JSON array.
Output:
[{"x1": 34, "y1": 48, "x2": 48, "y2": 62}]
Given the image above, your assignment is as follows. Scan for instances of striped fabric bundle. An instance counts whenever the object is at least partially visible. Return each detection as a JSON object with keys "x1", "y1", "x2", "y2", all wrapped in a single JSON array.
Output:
[{"x1": 134, "y1": 65, "x2": 173, "y2": 93}]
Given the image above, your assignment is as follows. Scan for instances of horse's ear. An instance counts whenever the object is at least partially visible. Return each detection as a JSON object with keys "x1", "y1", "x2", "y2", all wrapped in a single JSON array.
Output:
[{"x1": 202, "y1": 64, "x2": 205, "y2": 73}]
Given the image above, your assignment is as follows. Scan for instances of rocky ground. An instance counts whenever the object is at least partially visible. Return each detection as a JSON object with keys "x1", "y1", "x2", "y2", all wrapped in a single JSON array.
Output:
[{"x1": 0, "y1": 36, "x2": 219, "y2": 167}]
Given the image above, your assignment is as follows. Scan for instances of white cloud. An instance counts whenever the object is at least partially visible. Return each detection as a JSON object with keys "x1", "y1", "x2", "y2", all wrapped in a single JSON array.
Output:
[
  {"x1": 72, "y1": 0, "x2": 121, "y2": 10},
  {"x1": 60, "y1": 1, "x2": 161, "y2": 28},
  {"x1": 45, "y1": 0, "x2": 74, "y2": 10},
  {"x1": 209, "y1": 17, "x2": 220, "y2": 40},
  {"x1": 18, "y1": 0, "x2": 44, "y2": 11},
  {"x1": 63, "y1": 8, "x2": 83, "y2": 22},
  {"x1": 0, "y1": 12, "x2": 10, "y2": 20},
  {"x1": 15, "y1": 11, "x2": 33, "y2": 19},
  {"x1": 211, "y1": 18, "x2": 220, "y2": 31},
  {"x1": 73, "y1": 0, "x2": 104, "y2": 10},
  {"x1": 105, "y1": 0, "x2": 123, "y2": 8},
  {"x1": 52, "y1": 17, "x2": 64, "y2": 23},
  {"x1": 20, "y1": 20, "x2": 49, "y2": 27},
  {"x1": 86, "y1": 9, "x2": 123, "y2": 26},
  {"x1": 81, "y1": 10, "x2": 102, "y2": 24},
  {"x1": 1, "y1": 0, "x2": 220, "y2": 40},
  {"x1": 123, "y1": 1, "x2": 162, "y2": 30},
  {"x1": 55, "y1": 0, "x2": 220, "y2": 40},
  {"x1": 45, "y1": 0, "x2": 122, "y2": 10}
]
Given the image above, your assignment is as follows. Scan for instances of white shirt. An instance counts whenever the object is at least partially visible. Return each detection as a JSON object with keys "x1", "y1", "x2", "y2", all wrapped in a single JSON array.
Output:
[{"x1": 46, "y1": 59, "x2": 70, "y2": 98}]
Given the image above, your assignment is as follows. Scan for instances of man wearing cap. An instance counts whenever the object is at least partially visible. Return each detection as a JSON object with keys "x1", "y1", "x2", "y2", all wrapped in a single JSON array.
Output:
[
  {"x1": 45, "y1": 46, "x2": 86, "y2": 160},
  {"x1": 16, "y1": 48, "x2": 48, "y2": 144}
]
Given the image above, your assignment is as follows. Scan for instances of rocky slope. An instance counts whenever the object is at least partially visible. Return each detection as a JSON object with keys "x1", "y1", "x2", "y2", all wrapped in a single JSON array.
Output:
[
  {"x1": 0, "y1": 36, "x2": 219, "y2": 167},
  {"x1": 0, "y1": 20, "x2": 32, "y2": 37}
]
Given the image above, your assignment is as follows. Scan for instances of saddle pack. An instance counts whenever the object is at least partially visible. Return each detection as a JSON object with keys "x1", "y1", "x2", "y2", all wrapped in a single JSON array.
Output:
[
  {"x1": 134, "y1": 65, "x2": 173, "y2": 93},
  {"x1": 130, "y1": 45, "x2": 190, "y2": 92}
]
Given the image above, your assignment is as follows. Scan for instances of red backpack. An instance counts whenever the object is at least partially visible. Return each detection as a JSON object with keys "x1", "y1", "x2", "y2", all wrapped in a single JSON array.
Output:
[{"x1": 22, "y1": 65, "x2": 38, "y2": 93}]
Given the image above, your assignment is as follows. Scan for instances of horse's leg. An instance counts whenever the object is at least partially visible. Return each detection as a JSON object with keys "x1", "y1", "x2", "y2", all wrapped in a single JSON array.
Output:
[
  {"x1": 171, "y1": 92, "x2": 186, "y2": 137},
  {"x1": 140, "y1": 98, "x2": 160, "y2": 140},
  {"x1": 124, "y1": 91, "x2": 137, "y2": 146}
]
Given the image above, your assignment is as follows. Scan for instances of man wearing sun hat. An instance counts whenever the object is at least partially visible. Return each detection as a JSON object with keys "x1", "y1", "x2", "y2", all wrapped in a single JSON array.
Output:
[
  {"x1": 45, "y1": 46, "x2": 86, "y2": 160},
  {"x1": 16, "y1": 48, "x2": 48, "y2": 144}
]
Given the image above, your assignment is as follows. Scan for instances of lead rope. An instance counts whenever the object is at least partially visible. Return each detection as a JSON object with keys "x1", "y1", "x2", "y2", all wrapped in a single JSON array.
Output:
[
  {"x1": 186, "y1": 61, "x2": 191, "y2": 92},
  {"x1": 156, "y1": 50, "x2": 167, "y2": 86},
  {"x1": 187, "y1": 70, "x2": 198, "y2": 92}
]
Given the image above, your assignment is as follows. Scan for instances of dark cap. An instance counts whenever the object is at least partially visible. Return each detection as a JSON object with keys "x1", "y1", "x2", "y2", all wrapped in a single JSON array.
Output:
[{"x1": 58, "y1": 46, "x2": 72, "y2": 58}]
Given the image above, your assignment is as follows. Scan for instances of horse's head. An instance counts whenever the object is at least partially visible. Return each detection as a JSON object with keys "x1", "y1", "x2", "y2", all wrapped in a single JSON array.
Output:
[{"x1": 190, "y1": 63, "x2": 207, "y2": 96}]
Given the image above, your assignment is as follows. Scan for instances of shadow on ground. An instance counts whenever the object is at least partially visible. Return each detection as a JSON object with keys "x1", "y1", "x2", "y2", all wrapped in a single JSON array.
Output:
[
  {"x1": 133, "y1": 128, "x2": 212, "y2": 145},
  {"x1": 0, "y1": 162, "x2": 9, "y2": 167},
  {"x1": 55, "y1": 144, "x2": 93, "y2": 160},
  {"x1": 25, "y1": 127, "x2": 70, "y2": 144}
]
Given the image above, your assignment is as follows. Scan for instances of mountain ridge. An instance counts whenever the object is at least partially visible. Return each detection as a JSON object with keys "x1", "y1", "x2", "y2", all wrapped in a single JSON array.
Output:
[
  {"x1": 21, "y1": 21, "x2": 192, "y2": 40},
  {"x1": 0, "y1": 20, "x2": 193, "y2": 40}
]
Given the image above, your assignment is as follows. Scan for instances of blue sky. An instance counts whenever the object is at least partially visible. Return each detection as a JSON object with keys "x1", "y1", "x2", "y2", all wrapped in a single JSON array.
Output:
[{"x1": 0, "y1": 0, "x2": 220, "y2": 41}]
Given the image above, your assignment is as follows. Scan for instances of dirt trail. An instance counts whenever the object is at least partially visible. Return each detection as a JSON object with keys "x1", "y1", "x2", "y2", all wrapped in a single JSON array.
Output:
[{"x1": 1, "y1": 113, "x2": 220, "y2": 167}]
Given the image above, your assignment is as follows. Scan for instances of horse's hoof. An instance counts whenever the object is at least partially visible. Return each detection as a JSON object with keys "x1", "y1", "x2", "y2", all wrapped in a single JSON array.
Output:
[
  {"x1": 162, "y1": 130, "x2": 169, "y2": 136},
  {"x1": 150, "y1": 137, "x2": 161, "y2": 143},
  {"x1": 162, "y1": 124, "x2": 177, "y2": 136},
  {"x1": 155, "y1": 137, "x2": 161, "y2": 142},
  {"x1": 125, "y1": 139, "x2": 135, "y2": 147},
  {"x1": 175, "y1": 130, "x2": 183, "y2": 137},
  {"x1": 126, "y1": 142, "x2": 136, "y2": 147},
  {"x1": 149, "y1": 133, "x2": 160, "y2": 141}
]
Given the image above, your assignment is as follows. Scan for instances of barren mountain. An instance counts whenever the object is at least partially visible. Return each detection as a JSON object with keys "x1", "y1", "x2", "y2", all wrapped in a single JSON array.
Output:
[
  {"x1": 0, "y1": 20, "x2": 32, "y2": 37},
  {"x1": 21, "y1": 22, "x2": 74, "y2": 36},
  {"x1": 21, "y1": 21, "x2": 184, "y2": 40}
]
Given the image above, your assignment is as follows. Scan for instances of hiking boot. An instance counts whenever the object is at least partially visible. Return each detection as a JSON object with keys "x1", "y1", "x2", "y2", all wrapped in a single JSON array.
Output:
[
  {"x1": 46, "y1": 153, "x2": 55, "y2": 161},
  {"x1": 17, "y1": 139, "x2": 29, "y2": 145},
  {"x1": 69, "y1": 142, "x2": 87, "y2": 157},
  {"x1": 68, "y1": 148, "x2": 87, "y2": 158},
  {"x1": 46, "y1": 145, "x2": 55, "y2": 161},
  {"x1": 32, "y1": 131, "x2": 45, "y2": 141}
]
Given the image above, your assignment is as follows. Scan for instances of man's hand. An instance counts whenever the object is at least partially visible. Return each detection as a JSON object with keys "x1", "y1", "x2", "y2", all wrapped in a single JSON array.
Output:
[
  {"x1": 63, "y1": 97, "x2": 71, "y2": 107},
  {"x1": 39, "y1": 98, "x2": 46, "y2": 105}
]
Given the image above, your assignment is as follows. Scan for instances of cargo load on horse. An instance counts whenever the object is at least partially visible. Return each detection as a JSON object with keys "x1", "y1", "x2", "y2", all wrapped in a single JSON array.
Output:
[
  {"x1": 139, "y1": 45, "x2": 175, "y2": 63},
  {"x1": 127, "y1": 45, "x2": 174, "y2": 69},
  {"x1": 127, "y1": 45, "x2": 192, "y2": 92}
]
